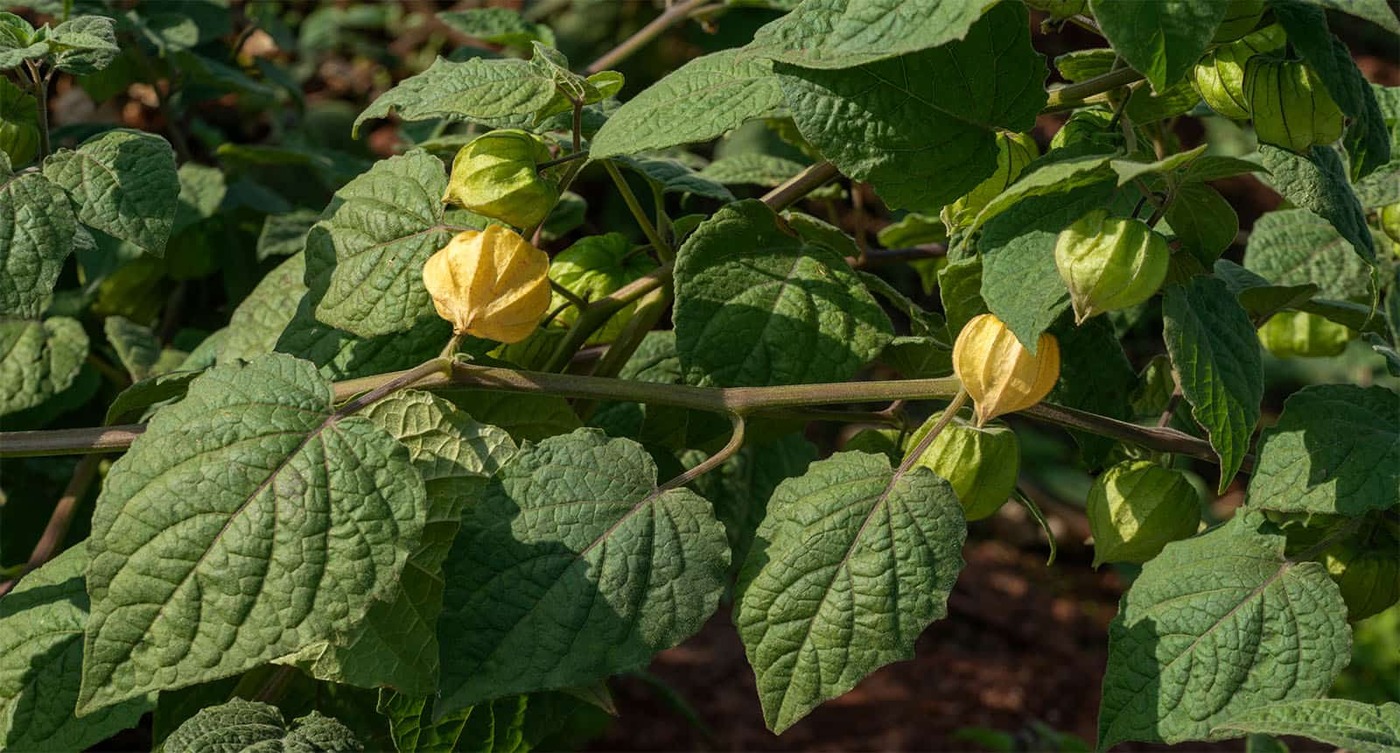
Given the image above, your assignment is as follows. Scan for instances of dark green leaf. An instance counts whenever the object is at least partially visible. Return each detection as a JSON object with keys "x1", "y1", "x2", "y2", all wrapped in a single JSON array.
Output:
[
  {"x1": 162, "y1": 698, "x2": 361, "y2": 752},
  {"x1": 353, "y1": 56, "x2": 557, "y2": 137},
  {"x1": 1244, "y1": 208, "x2": 1373, "y2": 302},
  {"x1": 0, "y1": 170, "x2": 78, "y2": 317},
  {"x1": 42, "y1": 129, "x2": 179, "y2": 256},
  {"x1": 1258, "y1": 145, "x2": 1376, "y2": 263},
  {"x1": 744, "y1": 0, "x2": 994, "y2": 69},
  {"x1": 1088, "y1": 0, "x2": 1228, "y2": 90},
  {"x1": 0, "y1": 317, "x2": 88, "y2": 416},
  {"x1": 1214, "y1": 699, "x2": 1400, "y2": 753}
]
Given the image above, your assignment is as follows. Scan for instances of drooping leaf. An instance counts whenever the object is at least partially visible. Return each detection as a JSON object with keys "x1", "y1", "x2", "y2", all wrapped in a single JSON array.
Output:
[
  {"x1": 103, "y1": 315, "x2": 161, "y2": 381},
  {"x1": 1088, "y1": 0, "x2": 1228, "y2": 91},
  {"x1": 1257, "y1": 145, "x2": 1376, "y2": 263},
  {"x1": 161, "y1": 698, "x2": 362, "y2": 752},
  {"x1": 1213, "y1": 699, "x2": 1400, "y2": 753},
  {"x1": 1, "y1": 170, "x2": 78, "y2": 317},
  {"x1": 1244, "y1": 208, "x2": 1373, "y2": 301},
  {"x1": 0, "y1": 317, "x2": 89, "y2": 416},
  {"x1": 1097, "y1": 513, "x2": 1351, "y2": 749},
  {"x1": 1162, "y1": 276, "x2": 1263, "y2": 492},
  {"x1": 673, "y1": 200, "x2": 892, "y2": 386},
  {"x1": 280, "y1": 391, "x2": 514, "y2": 695},
  {"x1": 0, "y1": 548, "x2": 152, "y2": 752},
  {"x1": 104, "y1": 370, "x2": 202, "y2": 425},
  {"x1": 435, "y1": 429, "x2": 729, "y2": 715},
  {"x1": 1246, "y1": 384, "x2": 1398, "y2": 517},
  {"x1": 42, "y1": 129, "x2": 179, "y2": 256},
  {"x1": 78, "y1": 354, "x2": 426, "y2": 713},
  {"x1": 304, "y1": 150, "x2": 475, "y2": 337},
  {"x1": 734, "y1": 451, "x2": 966, "y2": 733},
  {"x1": 775, "y1": 1, "x2": 1047, "y2": 212},
  {"x1": 353, "y1": 56, "x2": 557, "y2": 137},
  {"x1": 744, "y1": 0, "x2": 995, "y2": 69},
  {"x1": 590, "y1": 49, "x2": 784, "y2": 159},
  {"x1": 968, "y1": 153, "x2": 1117, "y2": 236}
]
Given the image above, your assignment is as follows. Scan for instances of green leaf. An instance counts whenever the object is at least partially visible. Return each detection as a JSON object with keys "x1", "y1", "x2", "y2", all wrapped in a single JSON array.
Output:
[
  {"x1": 775, "y1": 1, "x2": 1046, "y2": 212},
  {"x1": 0, "y1": 547, "x2": 152, "y2": 751},
  {"x1": 436, "y1": 428, "x2": 729, "y2": 714},
  {"x1": 1246, "y1": 384, "x2": 1399, "y2": 517},
  {"x1": 378, "y1": 689, "x2": 606, "y2": 753},
  {"x1": 49, "y1": 15, "x2": 119, "y2": 74},
  {"x1": 1110, "y1": 145, "x2": 1207, "y2": 186},
  {"x1": 673, "y1": 200, "x2": 892, "y2": 387},
  {"x1": 1272, "y1": 1, "x2": 1392, "y2": 179},
  {"x1": 282, "y1": 391, "x2": 516, "y2": 695},
  {"x1": 258, "y1": 209, "x2": 320, "y2": 260},
  {"x1": 304, "y1": 150, "x2": 468, "y2": 337},
  {"x1": 0, "y1": 12, "x2": 45, "y2": 70},
  {"x1": 162, "y1": 698, "x2": 362, "y2": 753},
  {"x1": 103, "y1": 315, "x2": 160, "y2": 381},
  {"x1": 1096, "y1": 513, "x2": 1352, "y2": 749},
  {"x1": 734, "y1": 451, "x2": 966, "y2": 733},
  {"x1": 1165, "y1": 182, "x2": 1239, "y2": 265},
  {"x1": 1088, "y1": 0, "x2": 1227, "y2": 91},
  {"x1": 78, "y1": 354, "x2": 426, "y2": 713},
  {"x1": 437, "y1": 390, "x2": 582, "y2": 443},
  {"x1": 700, "y1": 154, "x2": 807, "y2": 187},
  {"x1": 1162, "y1": 276, "x2": 1263, "y2": 492},
  {"x1": 104, "y1": 370, "x2": 201, "y2": 425},
  {"x1": 615, "y1": 155, "x2": 735, "y2": 202},
  {"x1": 1214, "y1": 699, "x2": 1400, "y2": 753},
  {"x1": 42, "y1": 129, "x2": 179, "y2": 256},
  {"x1": 1049, "y1": 316, "x2": 1137, "y2": 468},
  {"x1": 1257, "y1": 145, "x2": 1376, "y2": 263},
  {"x1": 1213, "y1": 259, "x2": 1320, "y2": 322},
  {"x1": 1, "y1": 170, "x2": 78, "y2": 317},
  {"x1": 0, "y1": 316, "x2": 88, "y2": 416},
  {"x1": 590, "y1": 49, "x2": 784, "y2": 159},
  {"x1": 549, "y1": 233, "x2": 655, "y2": 343},
  {"x1": 1244, "y1": 208, "x2": 1373, "y2": 301},
  {"x1": 221, "y1": 252, "x2": 308, "y2": 362},
  {"x1": 353, "y1": 56, "x2": 557, "y2": 138},
  {"x1": 744, "y1": 0, "x2": 996, "y2": 69},
  {"x1": 277, "y1": 299, "x2": 456, "y2": 381},
  {"x1": 437, "y1": 7, "x2": 555, "y2": 49},
  {"x1": 968, "y1": 154, "x2": 1117, "y2": 236},
  {"x1": 938, "y1": 256, "x2": 988, "y2": 338},
  {"x1": 171, "y1": 163, "x2": 226, "y2": 236}
]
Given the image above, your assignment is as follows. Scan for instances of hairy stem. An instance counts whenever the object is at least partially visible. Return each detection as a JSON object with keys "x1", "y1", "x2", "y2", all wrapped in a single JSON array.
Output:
[
  {"x1": 762, "y1": 161, "x2": 841, "y2": 212},
  {"x1": 1043, "y1": 67, "x2": 1145, "y2": 112},
  {"x1": 657, "y1": 415, "x2": 745, "y2": 493},
  {"x1": 586, "y1": 0, "x2": 710, "y2": 74},
  {"x1": 896, "y1": 391, "x2": 968, "y2": 474},
  {"x1": 605, "y1": 160, "x2": 672, "y2": 262}
]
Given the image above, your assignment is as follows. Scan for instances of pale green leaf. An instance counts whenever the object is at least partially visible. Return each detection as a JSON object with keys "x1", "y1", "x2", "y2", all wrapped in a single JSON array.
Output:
[
  {"x1": 78, "y1": 354, "x2": 426, "y2": 713},
  {"x1": 162, "y1": 698, "x2": 362, "y2": 753},
  {"x1": 171, "y1": 163, "x2": 227, "y2": 236},
  {"x1": 1244, "y1": 208, "x2": 1372, "y2": 301},
  {"x1": 1088, "y1": 0, "x2": 1228, "y2": 91},
  {"x1": 304, "y1": 150, "x2": 469, "y2": 337},
  {"x1": 1258, "y1": 145, "x2": 1376, "y2": 263},
  {"x1": 673, "y1": 200, "x2": 892, "y2": 387},
  {"x1": 281, "y1": 391, "x2": 515, "y2": 695},
  {"x1": 221, "y1": 252, "x2": 308, "y2": 362},
  {"x1": 734, "y1": 451, "x2": 966, "y2": 733},
  {"x1": 104, "y1": 370, "x2": 202, "y2": 425},
  {"x1": 437, "y1": 390, "x2": 582, "y2": 443},
  {"x1": 436, "y1": 428, "x2": 729, "y2": 714},
  {"x1": 590, "y1": 49, "x2": 784, "y2": 159},
  {"x1": 0, "y1": 12, "x2": 46, "y2": 69},
  {"x1": 699, "y1": 154, "x2": 807, "y2": 187},
  {"x1": 1246, "y1": 385, "x2": 1399, "y2": 517},
  {"x1": 42, "y1": 129, "x2": 179, "y2": 255},
  {"x1": 1214, "y1": 699, "x2": 1400, "y2": 753},
  {"x1": 49, "y1": 15, "x2": 119, "y2": 74},
  {"x1": 968, "y1": 154, "x2": 1117, "y2": 236},
  {"x1": 0, "y1": 170, "x2": 78, "y2": 317},
  {"x1": 353, "y1": 56, "x2": 557, "y2": 138},
  {"x1": 0, "y1": 316, "x2": 88, "y2": 416},
  {"x1": 0, "y1": 547, "x2": 152, "y2": 752},
  {"x1": 776, "y1": 2, "x2": 1046, "y2": 212},
  {"x1": 258, "y1": 209, "x2": 320, "y2": 260},
  {"x1": 744, "y1": 0, "x2": 996, "y2": 69},
  {"x1": 1097, "y1": 514, "x2": 1352, "y2": 749},
  {"x1": 103, "y1": 315, "x2": 160, "y2": 381},
  {"x1": 938, "y1": 256, "x2": 988, "y2": 338},
  {"x1": 1162, "y1": 276, "x2": 1263, "y2": 492}
]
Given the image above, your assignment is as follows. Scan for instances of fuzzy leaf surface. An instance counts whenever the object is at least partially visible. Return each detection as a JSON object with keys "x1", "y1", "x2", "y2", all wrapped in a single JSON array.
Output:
[
  {"x1": 1213, "y1": 699, "x2": 1400, "y2": 753},
  {"x1": 353, "y1": 56, "x2": 557, "y2": 137},
  {"x1": 42, "y1": 129, "x2": 179, "y2": 255},
  {"x1": 0, "y1": 170, "x2": 78, "y2": 317},
  {"x1": 0, "y1": 316, "x2": 89, "y2": 416},
  {"x1": 744, "y1": 0, "x2": 995, "y2": 69},
  {"x1": 162, "y1": 698, "x2": 362, "y2": 753}
]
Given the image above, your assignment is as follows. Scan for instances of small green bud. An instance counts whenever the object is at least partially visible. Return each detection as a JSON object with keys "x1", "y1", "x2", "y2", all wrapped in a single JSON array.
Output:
[
  {"x1": 443, "y1": 129, "x2": 559, "y2": 229},
  {"x1": 0, "y1": 77, "x2": 40, "y2": 168},
  {"x1": 1213, "y1": 0, "x2": 1266, "y2": 43},
  {"x1": 942, "y1": 131, "x2": 1038, "y2": 230},
  {"x1": 1324, "y1": 540, "x2": 1400, "y2": 622},
  {"x1": 1378, "y1": 203, "x2": 1400, "y2": 246},
  {"x1": 904, "y1": 410, "x2": 1020, "y2": 521},
  {"x1": 1257, "y1": 311, "x2": 1355, "y2": 358},
  {"x1": 1192, "y1": 25, "x2": 1287, "y2": 120},
  {"x1": 1054, "y1": 210, "x2": 1170, "y2": 324},
  {"x1": 1086, "y1": 461, "x2": 1201, "y2": 566},
  {"x1": 1245, "y1": 58, "x2": 1346, "y2": 154}
]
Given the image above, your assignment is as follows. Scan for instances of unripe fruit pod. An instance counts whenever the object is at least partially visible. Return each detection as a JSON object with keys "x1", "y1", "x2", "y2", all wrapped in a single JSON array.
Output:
[
  {"x1": 905, "y1": 411, "x2": 1020, "y2": 521},
  {"x1": 0, "y1": 77, "x2": 40, "y2": 168},
  {"x1": 1024, "y1": 0, "x2": 1085, "y2": 21},
  {"x1": 1054, "y1": 209, "x2": 1169, "y2": 324},
  {"x1": 1379, "y1": 203, "x2": 1400, "y2": 246},
  {"x1": 952, "y1": 313, "x2": 1060, "y2": 427},
  {"x1": 422, "y1": 225, "x2": 551, "y2": 343},
  {"x1": 1086, "y1": 461, "x2": 1201, "y2": 566},
  {"x1": 1192, "y1": 25, "x2": 1287, "y2": 120},
  {"x1": 942, "y1": 131, "x2": 1038, "y2": 230},
  {"x1": 1323, "y1": 541, "x2": 1400, "y2": 621},
  {"x1": 1245, "y1": 58, "x2": 1345, "y2": 154},
  {"x1": 443, "y1": 129, "x2": 559, "y2": 229},
  {"x1": 1256, "y1": 310, "x2": 1355, "y2": 358},
  {"x1": 1213, "y1": 0, "x2": 1266, "y2": 43}
]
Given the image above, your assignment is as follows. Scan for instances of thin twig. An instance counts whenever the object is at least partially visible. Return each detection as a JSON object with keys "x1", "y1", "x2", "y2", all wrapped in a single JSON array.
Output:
[
  {"x1": 657, "y1": 414, "x2": 745, "y2": 492},
  {"x1": 761, "y1": 161, "x2": 841, "y2": 212},
  {"x1": 604, "y1": 160, "x2": 672, "y2": 262},
  {"x1": 585, "y1": 0, "x2": 710, "y2": 74},
  {"x1": 0, "y1": 454, "x2": 104, "y2": 596}
]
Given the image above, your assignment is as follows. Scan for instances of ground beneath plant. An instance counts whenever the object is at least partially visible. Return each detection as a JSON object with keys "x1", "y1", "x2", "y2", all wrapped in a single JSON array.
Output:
[{"x1": 586, "y1": 537, "x2": 1326, "y2": 753}]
